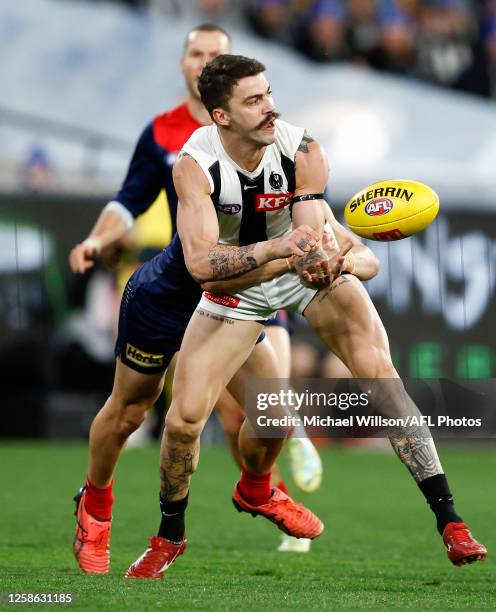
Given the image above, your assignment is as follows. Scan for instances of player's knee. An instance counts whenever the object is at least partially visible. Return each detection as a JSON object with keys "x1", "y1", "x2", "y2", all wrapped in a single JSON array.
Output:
[
  {"x1": 165, "y1": 411, "x2": 204, "y2": 446},
  {"x1": 353, "y1": 347, "x2": 398, "y2": 378},
  {"x1": 117, "y1": 409, "x2": 147, "y2": 438}
]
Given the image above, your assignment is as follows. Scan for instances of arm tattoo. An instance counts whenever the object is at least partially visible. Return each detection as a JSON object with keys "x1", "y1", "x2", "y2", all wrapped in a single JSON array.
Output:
[
  {"x1": 208, "y1": 243, "x2": 258, "y2": 280},
  {"x1": 297, "y1": 130, "x2": 315, "y2": 154},
  {"x1": 160, "y1": 445, "x2": 199, "y2": 500},
  {"x1": 387, "y1": 425, "x2": 442, "y2": 483},
  {"x1": 294, "y1": 250, "x2": 326, "y2": 276}
]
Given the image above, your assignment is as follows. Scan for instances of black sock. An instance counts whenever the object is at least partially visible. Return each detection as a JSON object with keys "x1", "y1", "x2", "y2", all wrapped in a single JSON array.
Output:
[
  {"x1": 158, "y1": 493, "x2": 188, "y2": 543},
  {"x1": 418, "y1": 474, "x2": 463, "y2": 535}
]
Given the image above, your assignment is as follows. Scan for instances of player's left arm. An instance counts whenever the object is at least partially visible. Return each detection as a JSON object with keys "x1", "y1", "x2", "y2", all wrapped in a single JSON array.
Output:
[
  {"x1": 292, "y1": 131, "x2": 350, "y2": 287},
  {"x1": 322, "y1": 202, "x2": 379, "y2": 280}
]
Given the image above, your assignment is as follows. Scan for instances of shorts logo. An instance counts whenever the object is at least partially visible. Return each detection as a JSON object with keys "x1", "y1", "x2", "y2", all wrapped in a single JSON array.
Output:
[
  {"x1": 365, "y1": 198, "x2": 393, "y2": 216},
  {"x1": 255, "y1": 193, "x2": 292, "y2": 212},
  {"x1": 372, "y1": 228, "x2": 406, "y2": 241},
  {"x1": 218, "y1": 203, "x2": 241, "y2": 215},
  {"x1": 269, "y1": 172, "x2": 284, "y2": 190},
  {"x1": 125, "y1": 343, "x2": 164, "y2": 367},
  {"x1": 204, "y1": 292, "x2": 240, "y2": 308}
]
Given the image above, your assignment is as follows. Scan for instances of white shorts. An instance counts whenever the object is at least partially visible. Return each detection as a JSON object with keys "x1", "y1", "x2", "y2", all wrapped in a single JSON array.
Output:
[{"x1": 198, "y1": 272, "x2": 318, "y2": 321}]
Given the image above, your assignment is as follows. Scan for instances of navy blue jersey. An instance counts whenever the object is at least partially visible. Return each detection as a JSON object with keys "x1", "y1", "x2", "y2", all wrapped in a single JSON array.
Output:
[{"x1": 114, "y1": 103, "x2": 203, "y2": 235}]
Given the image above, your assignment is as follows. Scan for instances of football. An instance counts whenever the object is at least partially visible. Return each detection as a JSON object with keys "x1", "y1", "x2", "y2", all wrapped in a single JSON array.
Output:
[{"x1": 343, "y1": 179, "x2": 439, "y2": 241}]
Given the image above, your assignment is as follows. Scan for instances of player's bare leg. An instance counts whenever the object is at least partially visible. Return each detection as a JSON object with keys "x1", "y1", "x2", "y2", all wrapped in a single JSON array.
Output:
[
  {"x1": 74, "y1": 360, "x2": 164, "y2": 574},
  {"x1": 305, "y1": 274, "x2": 487, "y2": 566},
  {"x1": 266, "y1": 323, "x2": 323, "y2": 495},
  {"x1": 126, "y1": 312, "x2": 323, "y2": 578}
]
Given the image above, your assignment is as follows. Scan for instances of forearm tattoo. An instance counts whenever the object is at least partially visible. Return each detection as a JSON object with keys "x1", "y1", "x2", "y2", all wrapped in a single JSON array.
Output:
[
  {"x1": 297, "y1": 130, "x2": 315, "y2": 154},
  {"x1": 208, "y1": 243, "x2": 257, "y2": 280},
  {"x1": 387, "y1": 425, "x2": 443, "y2": 483},
  {"x1": 160, "y1": 444, "x2": 199, "y2": 500}
]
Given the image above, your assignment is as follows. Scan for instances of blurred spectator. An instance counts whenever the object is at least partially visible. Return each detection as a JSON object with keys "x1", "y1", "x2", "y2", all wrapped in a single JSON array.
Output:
[
  {"x1": 415, "y1": 0, "x2": 490, "y2": 95},
  {"x1": 244, "y1": 0, "x2": 492, "y2": 96},
  {"x1": 246, "y1": 0, "x2": 295, "y2": 42},
  {"x1": 20, "y1": 146, "x2": 54, "y2": 191}
]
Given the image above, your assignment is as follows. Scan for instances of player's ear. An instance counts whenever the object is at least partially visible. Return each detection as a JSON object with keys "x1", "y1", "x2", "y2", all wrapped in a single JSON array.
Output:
[{"x1": 212, "y1": 107, "x2": 230, "y2": 127}]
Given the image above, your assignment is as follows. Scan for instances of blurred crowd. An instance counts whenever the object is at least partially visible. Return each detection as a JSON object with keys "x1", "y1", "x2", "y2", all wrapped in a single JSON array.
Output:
[{"x1": 109, "y1": 0, "x2": 496, "y2": 97}]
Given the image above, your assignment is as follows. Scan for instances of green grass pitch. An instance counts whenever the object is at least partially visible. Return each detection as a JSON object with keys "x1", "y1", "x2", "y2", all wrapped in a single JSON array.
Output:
[{"x1": 0, "y1": 442, "x2": 494, "y2": 610}]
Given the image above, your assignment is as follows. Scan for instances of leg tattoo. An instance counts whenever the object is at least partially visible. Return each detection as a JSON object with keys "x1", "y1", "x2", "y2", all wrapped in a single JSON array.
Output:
[{"x1": 387, "y1": 424, "x2": 442, "y2": 483}]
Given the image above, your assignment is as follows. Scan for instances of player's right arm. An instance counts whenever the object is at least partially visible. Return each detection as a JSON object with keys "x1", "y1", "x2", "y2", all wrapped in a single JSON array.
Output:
[
  {"x1": 174, "y1": 154, "x2": 319, "y2": 283},
  {"x1": 69, "y1": 124, "x2": 163, "y2": 274}
]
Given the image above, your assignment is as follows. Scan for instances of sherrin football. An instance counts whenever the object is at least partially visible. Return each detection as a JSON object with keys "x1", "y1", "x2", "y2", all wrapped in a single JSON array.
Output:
[{"x1": 343, "y1": 179, "x2": 439, "y2": 241}]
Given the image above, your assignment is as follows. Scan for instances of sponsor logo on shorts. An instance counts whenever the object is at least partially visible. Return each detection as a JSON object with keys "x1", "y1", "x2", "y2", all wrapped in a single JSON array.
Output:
[
  {"x1": 125, "y1": 343, "x2": 164, "y2": 367},
  {"x1": 218, "y1": 203, "x2": 241, "y2": 215},
  {"x1": 372, "y1": 228, "x2": 406, "y2": 241},
  {"x1": 255, "y1": 193, "x2": 292, "y2": 212},
  {"x1": 365, "y1": 198, "x2": 394, "y2": 216},
  {"x1": 204, "y1": 292, "x2": 240, "y2": 308}
]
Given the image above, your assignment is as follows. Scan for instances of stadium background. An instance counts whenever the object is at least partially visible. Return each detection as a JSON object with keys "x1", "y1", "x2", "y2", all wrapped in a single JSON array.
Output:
[{"x1": 1, "y1": 0, "x2": 495, "y2": 608}]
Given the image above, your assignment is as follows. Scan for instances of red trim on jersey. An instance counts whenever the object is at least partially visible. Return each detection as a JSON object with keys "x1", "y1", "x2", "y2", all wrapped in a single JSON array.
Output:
[{"x1": 152, "y1": 103, "x2": 204, "y2": 153}]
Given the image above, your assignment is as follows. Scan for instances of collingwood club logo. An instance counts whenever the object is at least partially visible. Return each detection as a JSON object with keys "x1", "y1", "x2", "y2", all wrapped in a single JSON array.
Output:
[{"x1": 269, "y1": 172, "x2": 283, "y2": 190}]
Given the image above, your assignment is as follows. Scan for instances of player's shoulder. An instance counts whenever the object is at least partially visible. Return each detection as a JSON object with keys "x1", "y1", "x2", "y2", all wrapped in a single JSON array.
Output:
[
  {"x1": 152, "y1": 103, "x2": 202, "y2": 152},
  {"x1": 274, "y1": 119, "x2": 305, "y2": 157},
  {"x1": 181, "y1": 125, "x2": 218, "y2": 161}
]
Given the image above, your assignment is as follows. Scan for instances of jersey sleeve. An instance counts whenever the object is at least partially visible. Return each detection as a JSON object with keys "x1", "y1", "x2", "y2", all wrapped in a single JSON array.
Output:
[{"x1": 114, "y1": 123, "x2": 166, "y2": 218}]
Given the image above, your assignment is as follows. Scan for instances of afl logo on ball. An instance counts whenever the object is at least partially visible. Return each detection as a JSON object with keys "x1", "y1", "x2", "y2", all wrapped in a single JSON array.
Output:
[
  {"x1": 365, "y1": 198, "x2": 393, "y2": 216},
  {"x1": 269, "y1": 172, "x2": 283, "y2": 190}
]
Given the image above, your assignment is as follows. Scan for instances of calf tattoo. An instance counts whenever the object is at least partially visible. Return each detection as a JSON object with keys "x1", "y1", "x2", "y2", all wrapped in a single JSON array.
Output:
[
  {"x1": 387, "y1": 425, "x2": 442, "y2": 483},
  {"x1": 208, "y1": 244, "x2": 257, "y2": 280},
  {"x1": 160, "y1": 444, "x2": 199, "y2": 500}
]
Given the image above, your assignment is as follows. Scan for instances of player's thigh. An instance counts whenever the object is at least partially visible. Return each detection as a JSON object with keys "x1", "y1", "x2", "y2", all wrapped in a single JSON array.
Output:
[
  {"x1": 304, "y1": 275, "x2": 397, "y2": 378},
  {"x1": 265, "y1": 325, "x2": 291, "y2": 378},
  {"x1": 172, "y1": 309, "x2": 264, "y2": 421}
]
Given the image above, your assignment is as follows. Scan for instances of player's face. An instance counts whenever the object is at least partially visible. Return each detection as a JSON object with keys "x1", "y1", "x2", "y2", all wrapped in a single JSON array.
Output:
[
  {"x1": 224, "y1": 73, "x2": 277, "y2": 146},
  {"x1": 181, "y1": 31, "x2": 231, "y2": 100}
]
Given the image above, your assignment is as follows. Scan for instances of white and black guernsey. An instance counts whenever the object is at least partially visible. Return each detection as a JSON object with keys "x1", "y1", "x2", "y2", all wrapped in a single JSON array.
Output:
[{"x1": 181, "y1": 120, "x2": 305, "y2": 246}]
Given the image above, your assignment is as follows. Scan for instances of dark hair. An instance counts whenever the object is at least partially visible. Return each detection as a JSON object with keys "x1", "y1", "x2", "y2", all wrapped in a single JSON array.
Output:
[
  {"x1": 198, "y1": 54, "x2": 266, "y2": 117},
  {"x1": 183, "y1": 24, "x2": 231, "y2": 51}
]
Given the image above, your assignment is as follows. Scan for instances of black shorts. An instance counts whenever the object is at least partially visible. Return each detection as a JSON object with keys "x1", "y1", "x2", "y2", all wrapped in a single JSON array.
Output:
[{"x1": 115, "y1": 269, "x2": 266, "y2": 375}]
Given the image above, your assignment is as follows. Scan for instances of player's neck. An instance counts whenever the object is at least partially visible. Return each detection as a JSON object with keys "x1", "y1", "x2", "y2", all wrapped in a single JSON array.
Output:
[
  {"x1": 218, "y1": 129, "x2": 266, "y2": 173},
  {"x1": 185, "y1": 95, "x2": 212, "y2": 126}
]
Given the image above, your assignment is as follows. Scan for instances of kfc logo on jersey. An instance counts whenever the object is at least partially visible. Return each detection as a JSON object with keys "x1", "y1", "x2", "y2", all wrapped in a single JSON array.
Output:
[
  {"x1": 218, "y1": 203, "x2": 241, "y2": 215},
  {"x1": 365, "y1": 198, "x2": 393, "y2": 216},
  {"x1": 255, "y1": 193, "x2": 292, "y2": 212}
]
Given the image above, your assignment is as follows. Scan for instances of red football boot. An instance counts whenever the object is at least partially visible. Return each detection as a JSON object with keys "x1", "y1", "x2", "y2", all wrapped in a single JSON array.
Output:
[
  {"x1": 232, "y1": 484, "x2": 323, "y2": 539},
  {"x1": 125, "y1": 535, "x2": 187, "y2": 579},
  {"x1": 443, "y1": 522, "x2": 487, "y2": 566},
  {"x1": 73, "y1": 487, "x2": 111, "y2": 574}
]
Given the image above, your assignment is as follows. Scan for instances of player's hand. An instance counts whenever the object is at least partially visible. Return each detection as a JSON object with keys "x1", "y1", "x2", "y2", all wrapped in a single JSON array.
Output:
[
  {"x1": 69, "y1": 237, "x2": 102, "y2": 274},
  {"x1": 295, "y1": 240, "x2": 353, "y2": 288},
  {"x1": 275, "y1": 225, "x2": 320, "y2": 258}
]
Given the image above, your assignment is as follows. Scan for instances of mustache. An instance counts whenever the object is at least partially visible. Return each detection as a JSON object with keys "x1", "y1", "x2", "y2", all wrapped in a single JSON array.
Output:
[{"x1": 256, "y1": 112, "x2": 280, "y2": 130}]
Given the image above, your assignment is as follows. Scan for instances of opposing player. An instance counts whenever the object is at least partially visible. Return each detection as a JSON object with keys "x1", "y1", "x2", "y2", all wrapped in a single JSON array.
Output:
[{"x1": 126, "y1": 54, "x2": 487, "y2": 578}]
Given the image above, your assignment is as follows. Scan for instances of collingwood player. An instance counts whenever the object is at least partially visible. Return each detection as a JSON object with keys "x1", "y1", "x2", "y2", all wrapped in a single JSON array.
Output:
[{"x1": 126, "y1": 54, "x2": 487, "y2": 578}]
